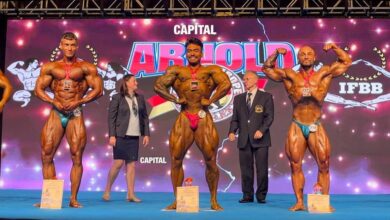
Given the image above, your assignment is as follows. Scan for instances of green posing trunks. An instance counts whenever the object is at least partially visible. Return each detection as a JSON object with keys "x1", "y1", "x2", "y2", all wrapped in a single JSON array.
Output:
[
  {"x1": 54, "y1": 107, "x2": 82, "y2": 128},
  {"x1": 293, "y1": 119, "x2": 320, "y2": 139}
]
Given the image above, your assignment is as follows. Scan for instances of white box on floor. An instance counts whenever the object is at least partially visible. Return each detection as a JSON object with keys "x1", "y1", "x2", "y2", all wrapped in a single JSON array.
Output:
[
  {"x1": 176, "y1": 186, "x2": 199, "y2": 213},
  {"x1": 40, "y1": 179, "x2": 64, "y2": 209},
  {"x1": 307, "y1": 194, "x2": 333, "y2": 213}
]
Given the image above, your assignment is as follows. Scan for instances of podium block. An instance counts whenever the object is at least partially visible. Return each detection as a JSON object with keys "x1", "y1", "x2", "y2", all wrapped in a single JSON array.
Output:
[
  {"x1": 307, "y1": 194, "x2": 332, "y2": 213},
  {"x1": 40, "y1": 179, "x2": 64, "y2": 209},
  {"x1": 176, "y1": 186, "x2": 199, "y2": 213}
]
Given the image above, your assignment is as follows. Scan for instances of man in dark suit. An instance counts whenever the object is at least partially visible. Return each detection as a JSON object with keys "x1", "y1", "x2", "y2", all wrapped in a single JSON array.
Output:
[{"x1": 229, "y1": 70, "x2": 274, "y2": 204}]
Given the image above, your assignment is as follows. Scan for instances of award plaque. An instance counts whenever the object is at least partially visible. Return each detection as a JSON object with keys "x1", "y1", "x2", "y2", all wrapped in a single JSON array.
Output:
[
  {"x1": 40, "y1": 179, "x2": 64, "y2": 209},
  {"x1": 176, "y1": 186, "x2": 199, "y2": 213}
]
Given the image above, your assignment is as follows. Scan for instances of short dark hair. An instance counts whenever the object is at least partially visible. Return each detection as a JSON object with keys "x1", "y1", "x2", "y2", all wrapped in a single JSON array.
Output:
[
  {"x1": 23, "y1": 58, "x2": 38, "y2": 69},
  {"x1": 120, "y1": 74, "x2": 137, "y2": 97},
  {"x1": 107, "y1": 62, "x2": 123, "y2": 74},
  {"x1": 185, "y1": 37, "x2": 203, "y2": 50},
  {"x1": 61, "y1": 32, "x2": 78, "y2": 42}
]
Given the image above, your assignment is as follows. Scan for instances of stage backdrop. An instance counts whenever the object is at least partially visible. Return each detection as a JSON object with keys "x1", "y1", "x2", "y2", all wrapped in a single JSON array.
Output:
[{"x1": 1, "y1": 18, "x2": 389, "y2": 194}]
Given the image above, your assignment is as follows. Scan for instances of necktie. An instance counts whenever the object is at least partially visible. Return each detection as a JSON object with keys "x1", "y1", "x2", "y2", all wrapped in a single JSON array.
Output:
[
  {"x1": 246, "y1": 93, "x2": 252, "y2": 112},
  {"x1": 130, "y1": 95, "x2": 138, "y2": 117}
]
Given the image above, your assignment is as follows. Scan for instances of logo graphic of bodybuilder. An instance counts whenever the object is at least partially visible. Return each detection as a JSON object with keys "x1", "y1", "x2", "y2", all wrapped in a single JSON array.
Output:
[{"x1": 7, "y1": 58, "x2": 54, "y2": 107}]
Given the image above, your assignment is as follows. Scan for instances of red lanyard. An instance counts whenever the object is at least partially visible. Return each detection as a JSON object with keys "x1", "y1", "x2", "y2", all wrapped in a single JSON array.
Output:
[
  {"x1": 189, "y1": 65, "x2": 200, "y2": 81},
  {"x1": 64, "y1": 58, "x2": 76, "y2": 80},
  {"x1": 300, "y1": 68, "x2": 314, "y2": 87},
  {"x1": 65, "y1": 64, "x2": 72, "y2": 79}
]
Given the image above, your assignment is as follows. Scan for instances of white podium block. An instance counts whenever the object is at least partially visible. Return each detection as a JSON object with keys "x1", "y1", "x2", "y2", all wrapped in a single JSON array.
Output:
[
  {"x1": 307, "y1": 194, "x2": 333, "y2": 213},
  {"x1": 176, "y1": 186, "x2": 199, "y2": 213},
  {"x1": 40, "y1": 179, "x2": 64, "y2": 209}
]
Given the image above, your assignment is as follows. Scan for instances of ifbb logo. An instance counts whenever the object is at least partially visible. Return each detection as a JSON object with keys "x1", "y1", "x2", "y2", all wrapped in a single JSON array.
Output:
[
  {"x1": 172, "y1": 64, "x2": 245, "y2": 122},
  {"x1": 325, "y1": 47, "x2": 390, "y2": 110}
]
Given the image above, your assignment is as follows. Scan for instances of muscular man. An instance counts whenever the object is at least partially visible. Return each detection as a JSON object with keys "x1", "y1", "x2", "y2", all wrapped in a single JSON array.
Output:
[
  {"x1": 0, "y1": 69, "x2": 13, "y2": 113},
  {"x1": 262, "y1": 43, "x2": 351, "y2": 211},
  {"x1": 34, "y1": 32, "x2": 103, "y2": 208},
  {"x1": 154, "y1": 37, "x2": 231, "y2": 211}
]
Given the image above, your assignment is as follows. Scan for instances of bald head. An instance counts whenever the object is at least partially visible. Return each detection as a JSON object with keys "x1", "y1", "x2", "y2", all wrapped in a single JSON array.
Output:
[
  {"x1": 245, "y1": 70, "x2": 259, "y2": 79},
  {"x1": 243, "y1": 70, "x2": 259, "y2": 91},
  {"x1": 298, "y1": 45, "x2": 316, "y2": 68},
  {"x1": 298, "y1": 46, "x2": 316, "y2": 55}
]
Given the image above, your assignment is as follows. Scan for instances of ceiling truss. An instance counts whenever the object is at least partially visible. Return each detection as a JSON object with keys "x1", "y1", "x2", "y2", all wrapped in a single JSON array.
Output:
[{"x1": 0, "y1": 0, "x2": 389, "y2": 18}]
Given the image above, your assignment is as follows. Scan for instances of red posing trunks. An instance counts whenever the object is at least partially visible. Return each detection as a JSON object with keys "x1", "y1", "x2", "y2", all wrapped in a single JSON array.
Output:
[{"x1": 184, "y1": 111, "x2": 200, "y2": 130}]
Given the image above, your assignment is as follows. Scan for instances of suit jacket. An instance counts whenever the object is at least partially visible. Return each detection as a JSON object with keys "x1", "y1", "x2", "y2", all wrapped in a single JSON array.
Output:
[
  {"x1": 229, "y1": 89, "x2": 274, "y2": 148},
  {"x1": 108, "y1": 93, "x2": 150, "y2": 138}
]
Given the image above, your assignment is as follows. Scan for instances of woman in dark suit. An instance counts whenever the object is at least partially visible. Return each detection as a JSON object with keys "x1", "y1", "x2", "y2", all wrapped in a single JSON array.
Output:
[{"x1": 103, "y1": 74, "x2": 150, "y2": 202}]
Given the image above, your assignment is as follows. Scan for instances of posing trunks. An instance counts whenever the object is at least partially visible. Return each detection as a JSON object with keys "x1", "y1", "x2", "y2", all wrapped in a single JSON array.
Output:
[
  {"x1": 184, "y1": 110, "x2": 206, "y2": 130},
  {"x1": 184, "y1": 111, "x2": 200, "y2": 130},
  {"x1": 292, "y1": 119, "x2": 320, "y2": 139},
  {"x1": 54, "y1": 107, "x2": 82, "y2": 128}
]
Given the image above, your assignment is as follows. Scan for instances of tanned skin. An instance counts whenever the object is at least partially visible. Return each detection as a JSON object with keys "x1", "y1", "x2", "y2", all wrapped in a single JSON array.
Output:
[
  {"x1": 154, "y1": 42, "x2": 231, "y2": 211},
  {"x1": 0, "y1": 69, "x2": 13, "y2": 113},
  {"x1": 263, "y1": 43, "x2": 351, "y2": 211},
  {"x1": 34, "y1": 35, "x2": 103, "y2": 208}
]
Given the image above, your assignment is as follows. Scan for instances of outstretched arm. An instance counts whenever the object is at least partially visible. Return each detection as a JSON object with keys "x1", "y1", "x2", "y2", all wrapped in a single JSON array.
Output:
[
  {"x1": 0, "y1": 70, "x2": 13, "y2": 112},
  {"x1": 262, "y1": 48, "x2": 288, "y2": 82},
  {"x1": 154, "y1": 66, "x2": 180, "y2": 103},
  {"x1": 208, "y1": 66, "x2": 232, "y2": 104},
  {"x1": 322, "y1": 43, "x2": 352, "y2": 78}
]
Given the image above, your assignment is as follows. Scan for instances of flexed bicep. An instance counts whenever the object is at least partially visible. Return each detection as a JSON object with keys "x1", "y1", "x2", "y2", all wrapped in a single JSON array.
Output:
[
  {"x1": 263, "y1": 49, "x2": 288, "y2": 82},
  {"x1": 323, "y1": 43, "x2": 352, "y2": 78}
]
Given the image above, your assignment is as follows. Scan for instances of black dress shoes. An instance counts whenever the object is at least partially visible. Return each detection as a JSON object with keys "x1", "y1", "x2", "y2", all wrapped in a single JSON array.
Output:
[
  {"x1": 257, "y1": 199, "x2": 266, "y2": 204},
  {"x1": 239, "y1": 198, "x2": 254, "y2": 203}
]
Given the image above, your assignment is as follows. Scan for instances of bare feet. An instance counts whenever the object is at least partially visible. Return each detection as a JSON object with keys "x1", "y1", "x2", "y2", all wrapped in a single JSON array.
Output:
[
  {"x1": 102, "y1": 192, "x2": 110, "y2": 201},
  {"x1": 165, "y1": 201, "x2": 176, "y2": 210},
  {"x1": 289, "y1": 202, "x2": 306, "y2": 211},
  {"x1": 69, "y1": 200, "x2": 83, "y2": 208},
  {"x1": 211, "y1": 201, "x2": 223, "y2": 211},
  {"x1": 127, "y1": 195, "x2": 142, "y2": 203}
]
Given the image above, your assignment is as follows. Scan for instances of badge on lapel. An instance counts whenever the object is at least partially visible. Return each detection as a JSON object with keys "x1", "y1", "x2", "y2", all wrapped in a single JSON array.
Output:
[{"x1": 255, "y1": 105, "x2": 263, "y2": 113}]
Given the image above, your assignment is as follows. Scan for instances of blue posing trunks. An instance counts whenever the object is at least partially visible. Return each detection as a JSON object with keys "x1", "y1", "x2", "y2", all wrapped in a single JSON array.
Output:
[
  {"x1": 293, "y1": 119, "x2": 320, "y2": 139},
  {"x1": 54, "y1": 107, "x2": 82, "y2": 128}
]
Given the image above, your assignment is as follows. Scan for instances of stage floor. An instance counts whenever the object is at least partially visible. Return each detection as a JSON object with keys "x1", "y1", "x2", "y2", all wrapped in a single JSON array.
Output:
[{"x1": 0, "y1": 190, "x2": 389, "y2": 220}]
